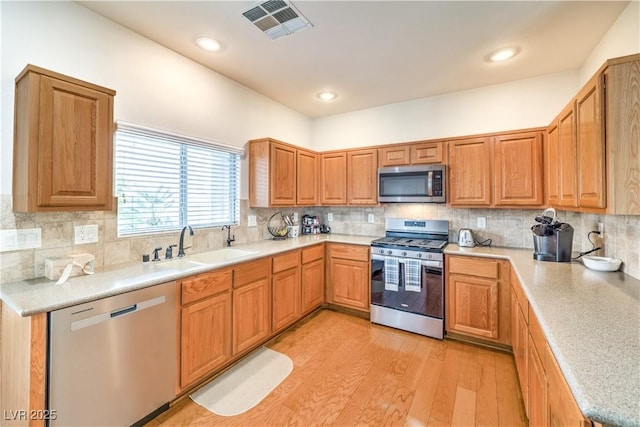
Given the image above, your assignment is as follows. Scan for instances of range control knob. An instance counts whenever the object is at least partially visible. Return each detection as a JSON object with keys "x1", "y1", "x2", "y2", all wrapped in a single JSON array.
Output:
[
  {"x1": 379, "y1": 249, "x2": 385, "y2": 254},
  {"x1": 387, "y1": 250, "x2": 393, "y2": 255},
  {"x1": 401, "y1": 251, "x2": 407, "y2": 257},
  {"x1": 417, "y1": 253, "x2": 422, "y2": 258}
]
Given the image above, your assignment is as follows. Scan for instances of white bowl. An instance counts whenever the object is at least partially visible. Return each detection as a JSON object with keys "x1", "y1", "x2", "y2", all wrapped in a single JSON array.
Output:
[{"x1": 581, "y1": 256, "x2": 622, "y2": 272}]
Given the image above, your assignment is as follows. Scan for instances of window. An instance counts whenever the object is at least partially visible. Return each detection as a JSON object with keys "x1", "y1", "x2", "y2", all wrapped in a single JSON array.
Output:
[{"x1": 114, "y1": 122, "x2": 241, "y2": 236}]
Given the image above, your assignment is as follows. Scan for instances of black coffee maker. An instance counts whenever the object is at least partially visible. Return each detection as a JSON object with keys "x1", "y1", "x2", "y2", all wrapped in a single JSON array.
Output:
[{"x1": 531, "y1": 208, "x2": 574, "y2": 262}]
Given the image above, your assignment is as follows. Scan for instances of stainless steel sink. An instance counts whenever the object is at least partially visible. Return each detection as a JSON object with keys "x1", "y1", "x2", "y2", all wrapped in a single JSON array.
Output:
[{"x1": 152, "y1": 258, "x2": 207, "y2": 271}]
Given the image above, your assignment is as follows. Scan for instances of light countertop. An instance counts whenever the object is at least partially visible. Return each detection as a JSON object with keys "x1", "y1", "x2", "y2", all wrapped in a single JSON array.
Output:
[
  {"x1": 0, "y1": 234, "x2": 376, "y2": 317},
  {"x1": 445, "y1": 245, "x2": 639, "y2": 427}
]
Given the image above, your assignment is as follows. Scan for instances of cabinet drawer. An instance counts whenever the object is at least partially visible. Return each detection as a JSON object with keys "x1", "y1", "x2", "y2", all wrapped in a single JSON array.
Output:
[
  {"x1": 272, "y1": 250, "x2": 300, "y2": 273},
  {"x1": 302, "y1": 244, "x2": 324, "y2": 264},
  {"x1": 181, "y1": 269, "x2": 232, "y2": 305},
  {"x1": 528, "y1": 306, "x2": 547, "y2": 368},
  {"x1": 448, "y1": 256, "x2": 499, "y2": 279},
  {"x1": 234, "y1": 258, "x2": 270, "y2": 288},
  {"x1": 328, "y1": 243, "x2": 369, "y2": 262},
  {"x1": 510, "y1": 269, "x2": 529, "y2": 323}
]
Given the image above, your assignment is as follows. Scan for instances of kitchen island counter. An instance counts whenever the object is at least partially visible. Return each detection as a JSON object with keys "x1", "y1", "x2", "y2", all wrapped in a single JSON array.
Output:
[
  {"x1": 445, "y1": 244, "x2": 639, "y2": 427},
  {"x1": 0, "y1": 234, "x2": 376, "y2": 317}
]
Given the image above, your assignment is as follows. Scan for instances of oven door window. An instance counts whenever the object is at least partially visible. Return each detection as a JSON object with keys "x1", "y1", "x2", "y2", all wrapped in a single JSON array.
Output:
[{"x1": 371, "y1": 256, "x2": 443, "y2": 319}]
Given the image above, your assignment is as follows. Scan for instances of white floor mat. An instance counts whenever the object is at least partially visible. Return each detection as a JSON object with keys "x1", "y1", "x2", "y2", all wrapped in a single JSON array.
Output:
[{"x1": 190, "y1": 346, "x2": 293, "y2": 417}]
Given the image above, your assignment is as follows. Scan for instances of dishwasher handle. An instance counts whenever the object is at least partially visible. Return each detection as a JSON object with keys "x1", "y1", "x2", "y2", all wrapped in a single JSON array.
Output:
[{"x1": 111, "y1": 304, "x2": 137, "y2": 318}]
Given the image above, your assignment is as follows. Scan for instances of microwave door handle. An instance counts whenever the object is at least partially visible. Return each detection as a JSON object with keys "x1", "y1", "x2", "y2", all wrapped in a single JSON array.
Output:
[{"x1": 427, "y1": 171, "x2": 433, "y2": 196}]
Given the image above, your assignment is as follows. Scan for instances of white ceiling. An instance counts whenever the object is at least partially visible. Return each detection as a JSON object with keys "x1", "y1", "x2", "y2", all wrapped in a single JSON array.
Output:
[{"x1": 78, "y1": 1, "x2": 629, "y2": 118}]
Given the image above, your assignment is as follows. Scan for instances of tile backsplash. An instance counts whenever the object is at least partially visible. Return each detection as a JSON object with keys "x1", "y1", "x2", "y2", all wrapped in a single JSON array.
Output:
[{"x1": 1, "y1": 195, "x2": 638, "y2": 282}]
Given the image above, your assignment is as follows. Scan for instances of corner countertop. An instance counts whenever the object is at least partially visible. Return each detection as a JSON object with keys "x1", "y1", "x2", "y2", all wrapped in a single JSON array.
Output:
[
  {"x1": 445, "y1": 245, "x2": 640, "y2": 427},
  {"x1": 0, "y1": 234, "x2": 376, "y2": 317}
]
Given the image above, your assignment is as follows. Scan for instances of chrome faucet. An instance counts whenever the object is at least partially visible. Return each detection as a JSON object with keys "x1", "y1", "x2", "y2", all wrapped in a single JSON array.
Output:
[
  {"x1": 177, "y1": 225, "x2": 194, "y2": 257},
  {"x1": 222, "y1": 225, "x2": 235, "y2": 247}
]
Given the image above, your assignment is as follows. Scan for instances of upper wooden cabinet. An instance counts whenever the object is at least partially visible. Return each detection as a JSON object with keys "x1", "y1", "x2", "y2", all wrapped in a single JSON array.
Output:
[
  {"x1": 448, "y1": 131, "x2": 544, "y2": 208},
  {"x1": 494, "y1": 132, "x2": 544, "y2": 206},
  {"x1": 248, "y1": 138, "x2": 300, "y2": 207},
  {"x1": 448, "y1": 137, "x2": 493, "y2": 206},
  {"x1": 347, "y1": 149, "x2": 378, "y2": 205},
  {"x1": 545, "y1": 54, "x2": 639, "y2": 214},
  {"x1": 378, "y1": 141, "x2": 443, "y2": 167},
  {"x1": 13, "y1": 65, "x2": 115, "y2": 212},
  {"x1": 296, "y1": 149, "x2": 319, "y2": 205},
  {"x1": 320, "y1": 152, "x2": 347, "y2": 205}
]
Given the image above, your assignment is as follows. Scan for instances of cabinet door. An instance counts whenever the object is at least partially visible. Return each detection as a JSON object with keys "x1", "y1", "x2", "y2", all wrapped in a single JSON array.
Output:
[
  {"x1": 272, "y1": 267, "x2": 300, "y2": 332},
  {"x1": 410, "y1": 142, "x2": 443, "y2": 164},
  {"x1": 528, "y1": 336, "x2": 548, "y2": 427},
  {"x1": 576, "y1": 76, "x2": 606, "y2": 209},
  {"x1": 297, "y1": 149, "x2": 318, "y2": 205},
  {"x1": 379, "y1": 146, "x2": 410, "y2": 166},
  {"x1": 36, "y1": 75, "x2": 113, "y2": 210},
  {"x1": 301, "y1": 258, "x2": 324, "y2": 314},
  {"x1": 328, "y1": 258, "x2": 369, "y2": 310},
  {"x1": 511, "y1": 290, "x2": 529, "y2": 415},
  {"x1": 447, "y1": 274, "x2": 499, "y2": 339},
  {"x1": 232, "y1": 278, "x2": 271, "y2": 355},
  {"x1": 347, "y1": 149, "x2": 378, "y2": 205},
  {"x1": 546, "y1": 345, "x2": 590, "y2": 427},
  {"x1": 557, "y1": 105, "x2": 578, "y2": 208},
  {"x1": 546, "y1": 122, "x2": 560, "y2": 205},
  {"x1": 181, "y1": 292, "x2": 231, "y2": 388},
  {"x1": 320, "y1": 152, "x2": 347, "y2": 205},
  {"x1": 448, "y1": 137, "x2": 492, "y2": 206},
  {"x1": 269, "y1": 142, "x2": 297, "y2": 205},
  {"x1": 494, "y1": 132, "x2": 543, "y2": 206}
]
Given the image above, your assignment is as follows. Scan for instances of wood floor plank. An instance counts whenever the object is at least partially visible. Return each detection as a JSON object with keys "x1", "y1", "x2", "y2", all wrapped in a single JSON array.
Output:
[
  {"x1": 148, "y1": 310, "x2": 526, "y2": 427},
  {"x1": 475, "y1": 349, "x2": 500, "y2": 426},
  {"x1": 451, "y1": 386, "x2": 477, "y2": 427}
]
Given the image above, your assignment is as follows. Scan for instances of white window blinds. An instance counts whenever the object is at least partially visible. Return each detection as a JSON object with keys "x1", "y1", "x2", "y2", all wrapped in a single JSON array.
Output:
[{"x1": 115, "y1": 122, "x2": 242, "y2": 236}]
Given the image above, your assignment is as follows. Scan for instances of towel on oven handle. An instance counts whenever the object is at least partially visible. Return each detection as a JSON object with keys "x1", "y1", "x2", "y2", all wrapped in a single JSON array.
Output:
[
  {"x1": 384, "y1": 257, "x2": 399, "y2": 292},
  {"x1": 404, "y1": 259, "x2": 421, "y2": 292}
]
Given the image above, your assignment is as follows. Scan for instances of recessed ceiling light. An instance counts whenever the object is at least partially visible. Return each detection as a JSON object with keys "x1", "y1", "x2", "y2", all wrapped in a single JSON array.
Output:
[
  {"x1": 195, "y1": 37, "x2": 222, "y2": 52},
  {"x1": 317, "y1": 91, "x2": 337, "y2": 101},
  {"x1": 487, "y1": 47, "x2": 520, "y2": 62}
]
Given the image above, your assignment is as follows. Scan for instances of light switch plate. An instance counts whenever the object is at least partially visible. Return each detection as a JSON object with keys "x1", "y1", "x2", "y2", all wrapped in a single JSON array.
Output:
[
  {"x1": 0, "y1": 228, "x2": 42, "y2": 252},
  {"x1": 327, "y1": 213, "x2": 333, "y2": 222},
  {"x1": 477, "y1": 217, "x2": 487, "y2": 229},
  {"x1": 368, "y1": 213, "x2": 375, "y2": 223},
  {"x1": 247, "y1": 215, "x2": 257, "y2": 227},
  {"x1": 74, "y1": 224, "x2": 99, "y2": 245}
]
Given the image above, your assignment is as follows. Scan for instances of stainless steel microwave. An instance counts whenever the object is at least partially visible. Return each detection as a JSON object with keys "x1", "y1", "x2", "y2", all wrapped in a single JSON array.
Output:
[{"x1": 378, "y1": 164, "x2": 446, "y2": 203}]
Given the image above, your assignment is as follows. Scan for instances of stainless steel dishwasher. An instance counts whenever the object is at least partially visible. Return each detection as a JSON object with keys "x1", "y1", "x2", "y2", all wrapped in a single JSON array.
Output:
[{"x1": 49, "y1": 281, "x2": 176, "y2": 426}]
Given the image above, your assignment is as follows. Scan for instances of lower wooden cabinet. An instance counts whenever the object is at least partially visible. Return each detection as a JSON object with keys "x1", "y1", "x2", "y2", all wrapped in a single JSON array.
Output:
[
  {"x1": 301, "y1": 245, "x2": 325, "y2": 314},
  {"x1": 232, "y1": 259, "x2": 271, "y2": 355},
  {"x1": 546, "y1": 345, "x2": 591, "y2": 427},
  {"x1": 178, "y1": 269, "x2": 232, "y2": 389},
  {"x1": 511, "y1": 288, "x2": 529, "y2": 414},
  {"x1": 180, "y1": 291, "x2": 231, "y2": 388},
  {"x1": 326, "y1": 243, "x2": 370, "y2": 311},
  {"x1": 445, "y1": 255, "x2": 510, "y2": 345},
  {"x1": 272, "y1": 251, "x2": 301, "y2": 332},
  {"x1": 528, "y1": 334, "x2": 548, "y2": 427}
]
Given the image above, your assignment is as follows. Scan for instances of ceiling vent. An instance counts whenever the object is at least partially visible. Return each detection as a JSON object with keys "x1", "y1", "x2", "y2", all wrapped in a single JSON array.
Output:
[{"x1": 242, "y1": 0, "x2": 313, "y2": 40}]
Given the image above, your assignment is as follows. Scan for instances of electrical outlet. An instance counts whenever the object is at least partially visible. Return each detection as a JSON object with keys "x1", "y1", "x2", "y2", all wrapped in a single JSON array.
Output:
[
  {"x1": 247, "y1": 215, "x2": 257, "y2": 227},
  {"x1": 477, "y1": 217, "x2": 487, "y2": 229},
  {"x1": 327, "y1": 213, "x2": 333, "y2": 222},
  {"x1": 598, "y1": 222, "x2": 604, "y2": 238},
  {"x1": 368, "y1": 213, "x2": 375, "y2": 223},
  {"x1": 74, "y1": 225, "x2": 99, "y2": 245},
  {"x1": 292, "y1": 212, "x2": 298, "y2": 223}
]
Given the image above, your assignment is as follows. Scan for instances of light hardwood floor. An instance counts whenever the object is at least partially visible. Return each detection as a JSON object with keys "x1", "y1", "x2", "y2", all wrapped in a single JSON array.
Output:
[{"x1": 148, "y1": 309, "x2": 527, "y2": 426}]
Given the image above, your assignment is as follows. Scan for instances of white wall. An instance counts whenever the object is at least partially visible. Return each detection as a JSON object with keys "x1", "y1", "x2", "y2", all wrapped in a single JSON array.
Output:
[
  {"x1": 311, "y1": 70, "x2": 579, "y2": 151},
  {"x1": 580, "y1": 1, "x2": 640, "y2": 84},
  {"x1": 0, "y1": 1, "x2": 312, "y2": 198}
]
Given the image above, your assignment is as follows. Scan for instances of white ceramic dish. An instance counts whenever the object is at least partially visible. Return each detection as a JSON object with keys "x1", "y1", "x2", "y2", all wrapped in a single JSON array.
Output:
[{"x1": 582, "y1": 256, "x2": 622, "y2": 272}]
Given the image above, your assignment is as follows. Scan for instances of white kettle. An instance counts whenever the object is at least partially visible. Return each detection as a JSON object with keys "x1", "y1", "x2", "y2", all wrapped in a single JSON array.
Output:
[{"x1": 458, "y1": 228, "x2": 475, "y2": 247}]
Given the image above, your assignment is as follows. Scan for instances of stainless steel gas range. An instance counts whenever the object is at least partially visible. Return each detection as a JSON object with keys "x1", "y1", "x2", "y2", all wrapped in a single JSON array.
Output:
[{"x1": 370, "y1": 218, "x2": 449, "y2": 339}]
